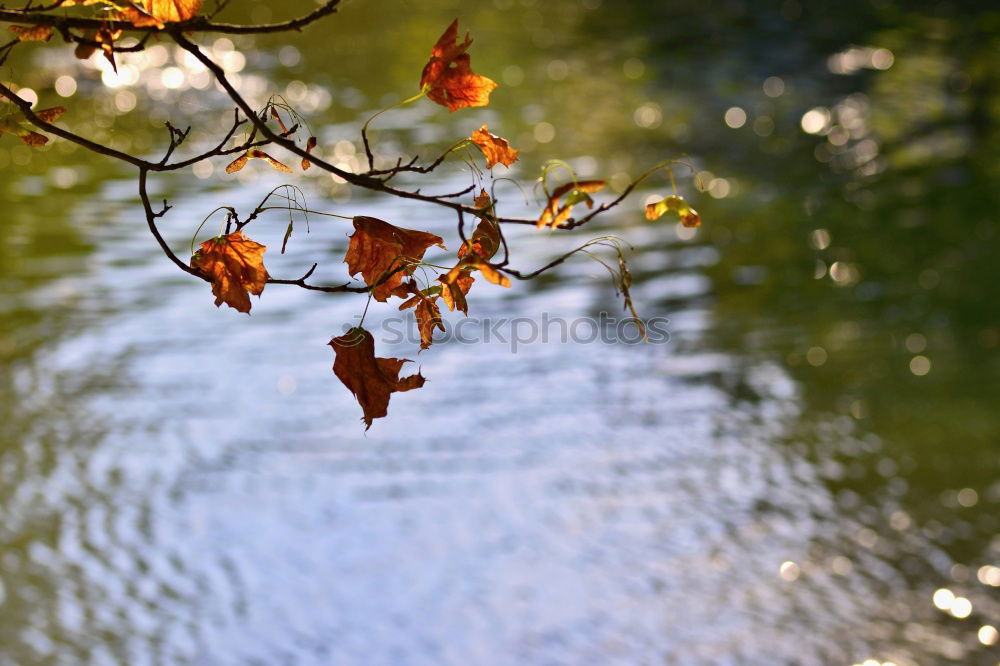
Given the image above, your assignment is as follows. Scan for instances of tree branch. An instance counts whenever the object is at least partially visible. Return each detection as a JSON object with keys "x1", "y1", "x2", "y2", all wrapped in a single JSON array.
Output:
[{"x1": 0, "y1": 0, "x2": 342, "y2": 35}]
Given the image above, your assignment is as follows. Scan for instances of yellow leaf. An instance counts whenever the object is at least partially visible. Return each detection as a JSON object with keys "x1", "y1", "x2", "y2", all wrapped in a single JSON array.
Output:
[{"x1": 537, "y1": 180, "x2": 606, "y2": 229}]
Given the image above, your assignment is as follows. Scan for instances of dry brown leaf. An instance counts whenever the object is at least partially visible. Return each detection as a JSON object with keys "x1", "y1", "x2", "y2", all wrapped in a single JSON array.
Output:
[
  {"x1": 225, "y1": 149, "x2": 293, "y2": 174},
  {"x1": 224, "y1": 153, "x2": 249, "y2": 173},
  {"x1": 344, "y1": 216, "x2": 445, "y2": 302},
  {"x1": 90, "y1": 27, "x2": 123, "y2": 72},
  {"x1": 15, "y1": 131, "x2": 48, "y2": 147},
  {"x1": 395, "y1": 280, "x2": 446, "y2": 351},
  {"x1": 74, "y1": 40, "x2": 96, "y2": 61},
  {"x1": 414, "y1": 298, "x2": 444, "y2": 350},
  {"x1": 190, "y1": 231, "x2": 268, "y2": 314},
  {"x1": 437, "y1": 266, "x2": 475, "y2": 315},
  {"x1": 35, "y1": 106, "x2": 66, "y2": 123},
  {"x1": 470, "y1": 124, "x2": 519, "y2": 168},
  {"x1": 537, "y1": 180, "x2": 606, "y2": 229},
  {"x1": 251, "y1": 150, "x2": 293, "y2": 173},
  {"x1": 456, "y1": 189, "x2": 501, "y2": 261},
  {"x1": 329, "y1": 327, "x2": 425, "y2": 429},
  {"x1": 473, "y1": 189, "x2": 492, "y2": 210},
  {"x1": 226, "y1": 153, "x2": 250, "y2": 173},
  {"x1": 0, "y1": 106, "x2": 65, "y2": 147},
  {"x1": 270, "y1": 107, "x2": 290, "y2": 134},
  {"x1": 301, "y1": 136, "x2": 317, "y2": 171},
  {"x1": 420, "y1": 19, "x2": 497, "y2": 112},
  {"x1": 8, "y1": 25, "x2": 54, "y2": 42},
  {"x1": 468, "y1": 258, "x2": 511, "y2": 287}
]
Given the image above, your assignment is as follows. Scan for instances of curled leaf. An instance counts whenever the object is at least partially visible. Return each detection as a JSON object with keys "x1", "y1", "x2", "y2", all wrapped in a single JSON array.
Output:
[
  {"x1": 225, "y1": 149, "x2": 293, "y2": 174},
  {"x1": 9, "y1": 25, "x2": 54, "y2": 42},
  {"x1": 645, "y1": 194, "x2": 701, "y2": 227},
  {"x1": 458, "y1": 189, "x2": 501, "y2": 261},
  {"x1": 190, "y1": 231, "x2": 268, "y2": 314},
  {"x1": 301, "y1": 136, "x2": 318, "y2": 171},
  {"x1": 466, "y1": 257, "x2": 511, "y2": 287},
  {"x1": 537, "y1": 180, "x2": 606, "y2": 229},
  {"x1": 470, "y1": 124, "x2": 519, "y2": 168},
  {"x1": 617, "y1": 253, "x2": 647, "y2": 342},
  {"x1": 71, "y1": 26, "x2": 123, "y2": 72},
  {"x1": 329, "y1": 327, "x2": 425, "y2": 429},
  {"x1": 437, "y1": 267, "x2": 474, "y2": 315},
  {"x1": 414, "y1": 298, "x2": 445, "y2": 350},
  {"x1": 74, "y1": 39, "x2": 96, "y2": 61},
  {"x1": 473, "y1": 189, "x2": 492, "y2": 210},
  {"x1": 344, "y1": 217, "x2": 445, "y2": 302},
  {"x1": 420, "y1": 19, "x2": 498, "y2": 112},
  {"x1": 396, "y1": 281, "x2": 447, "y2": 351},
  {"x1": 77, "y1": 27, "x2": 123, "y2": 72}
]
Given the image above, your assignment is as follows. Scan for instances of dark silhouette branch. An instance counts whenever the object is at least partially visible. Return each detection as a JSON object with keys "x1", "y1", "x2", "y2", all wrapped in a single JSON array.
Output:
[
  {"x1": 0, "y1": 0, "x2": 342, "y2": 35},
  {"x1": 0, "y1": 3, "x2": 677, "y2": 308}
]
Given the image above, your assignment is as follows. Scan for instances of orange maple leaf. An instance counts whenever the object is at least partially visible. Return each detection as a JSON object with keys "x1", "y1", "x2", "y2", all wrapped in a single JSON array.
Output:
[
  {"x1": 470, "y1": 124, "x2": 519, "y2": 168},
  {"x1": 329, "y1": 326, "x2": 425, "y2": 429},
  {"x1": 420, "y1": 19, "x2": 498, "y2": 112},
  {"x1": 537, "y1": 180, "x2": 606, "y2": 229},
  {"x1": 190, "y1": 231, "x2": 269, "y2": 314},
  {"x1": 344, "y1": 216, "x2": 445, "y2": 302}
]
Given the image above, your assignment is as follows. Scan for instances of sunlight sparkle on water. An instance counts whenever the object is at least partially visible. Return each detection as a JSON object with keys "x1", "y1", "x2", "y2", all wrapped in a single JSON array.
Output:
[
  {"x1": 950, "y1": 597, "x2": 972, "y2": 619},
  {"x1": 801, "y1": 108, "x2": 831, "y2": 134},
  {"x1": 909, "y1": 355, "x2": 931, "y2": 376},
  {"x1": 933, "y1": 588, "x2": 955, "y2": 610},
  {"x1": 977, "y1": 565, "x2": 1000, "y2": 586},
  {"x1": 54, "y1": 76, "x2": 77, "y2": 98},
  {"x1": 779, "y1": 561, "x2": 801, "y2": 581},
  {"x1": 724, "y1": 107, "x2": 747, "y2": 128}
]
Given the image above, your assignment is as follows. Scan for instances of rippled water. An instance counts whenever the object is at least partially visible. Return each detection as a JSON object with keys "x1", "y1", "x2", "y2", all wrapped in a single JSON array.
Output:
[{"x1": 2, "y1": 1, "x2": 998, "y2": 665}]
